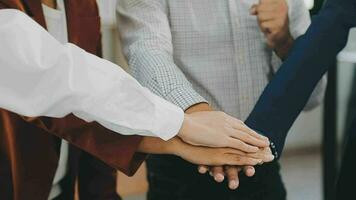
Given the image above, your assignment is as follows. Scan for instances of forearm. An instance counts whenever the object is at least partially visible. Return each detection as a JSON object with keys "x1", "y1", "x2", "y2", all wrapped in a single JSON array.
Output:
[
  {"x1": 185, "y1": 103, "x2": 213, "y2": 113},
  {"x1": 118, "y1": 0, "x2": 207, "y2": 110},
  {"x1": 137, "y1": 136, "x2": 180, "y2": 155},
  {"x1": 126, "y1": 50, "x2": 207, "y2": 110},
  {"x1": 245, "y1": 5, "x2": 352, "y2": 156}
]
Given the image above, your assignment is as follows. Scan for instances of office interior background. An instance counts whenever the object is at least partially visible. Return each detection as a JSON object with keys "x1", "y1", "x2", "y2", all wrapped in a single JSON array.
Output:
[{"x1": 95, "y1": 0, "x2": 356, "y2": 199}]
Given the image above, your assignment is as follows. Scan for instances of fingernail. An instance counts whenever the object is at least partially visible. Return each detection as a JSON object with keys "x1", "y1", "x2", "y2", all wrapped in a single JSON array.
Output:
[
  {"x1": 198, "y1": 167, "x2": 207, "y2": 174},
  {"x1": 229, "y1": 180, "x2": 238, "y2": 190},
  {"x1": 263, "y1": 136, "x2": 270, "y2": 142},
  {"x1": 214, "y1": 174, "x2": 225, "y2": 182},
  {"x1": 247, "y1": 168, "x2": 255, "y2": 177}
]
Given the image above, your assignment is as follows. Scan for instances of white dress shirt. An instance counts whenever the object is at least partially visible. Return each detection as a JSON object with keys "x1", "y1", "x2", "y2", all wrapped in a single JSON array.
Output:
[{"x1": 0, "y1": 9, "x2": 184, "y2": 140}]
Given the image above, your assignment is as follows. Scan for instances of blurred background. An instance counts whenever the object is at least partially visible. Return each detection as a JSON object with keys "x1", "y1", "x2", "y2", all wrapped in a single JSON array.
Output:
[{"x1": 96, "y1": 0, "x2": 356, "y2": 199}]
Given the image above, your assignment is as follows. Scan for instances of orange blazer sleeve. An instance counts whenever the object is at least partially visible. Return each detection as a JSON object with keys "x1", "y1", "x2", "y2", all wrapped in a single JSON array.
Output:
[{"x1": 24, "y1": 115, "x2": 147, "y2": 176}]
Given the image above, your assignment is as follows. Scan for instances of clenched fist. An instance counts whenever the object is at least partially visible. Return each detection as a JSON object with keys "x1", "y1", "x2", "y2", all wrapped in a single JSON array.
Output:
[{"x1": 250, "y1": 0, "x2": 294, "y2": 59}]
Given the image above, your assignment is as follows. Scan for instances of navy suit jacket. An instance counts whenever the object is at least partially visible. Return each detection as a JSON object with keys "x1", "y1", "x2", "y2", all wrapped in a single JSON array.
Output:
[{"x1": 245, "y1": 1, "x2": 355, "y2": 156}]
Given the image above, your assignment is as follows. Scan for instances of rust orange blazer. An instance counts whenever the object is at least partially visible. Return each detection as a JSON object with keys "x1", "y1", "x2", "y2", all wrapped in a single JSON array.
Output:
[{"x1": 0, "y1": 0, "x2": 146, "y2": 199}]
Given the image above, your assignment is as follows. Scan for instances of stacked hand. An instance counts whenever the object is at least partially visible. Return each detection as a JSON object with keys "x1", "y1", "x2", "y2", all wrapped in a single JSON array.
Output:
[
  {"x1": 137, "y1": 102, "x2": 274, "y2": 190},
  {"x1": 138, "y1": 136, "x2": 273, "y2": 167},
  {"x1": 178, "y1": 110, "x2": 270, "y2": 152},
  {"x1": 178, "y1": 103, "x2": 274, "y2": 190},
  {"x1": 197, "y1": 147, "x2": 273, "y2": 190},
  {"x1": 139, "y1": 0, "x2": 356, "y2": 191}
]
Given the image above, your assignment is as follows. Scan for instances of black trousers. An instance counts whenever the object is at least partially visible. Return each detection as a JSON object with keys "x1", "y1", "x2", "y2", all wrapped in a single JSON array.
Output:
[{"x1": 146, "y1": 155, "x2": 286, "y2": 200}]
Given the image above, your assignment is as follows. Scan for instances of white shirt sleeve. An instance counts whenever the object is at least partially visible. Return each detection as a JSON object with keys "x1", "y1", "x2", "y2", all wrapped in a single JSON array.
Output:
[{"x1": 0, "y1": 9, "x2": 184, "y2": 141}]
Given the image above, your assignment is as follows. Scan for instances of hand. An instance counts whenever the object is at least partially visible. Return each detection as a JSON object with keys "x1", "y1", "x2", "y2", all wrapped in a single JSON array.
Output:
[
  {"x1": 250, "y1": 0, "x2": 293, "y2": 59},
  {"x1": 138, "y1": 136, "x2": 267, "y2": 166},
  {"x1": 224, "y1": 166, "x2": 256, "y2": 189},
  {"x1": 198, "y1": 147, "x2": 274, "y2": 189},
  {"x1": 176, "y1": 138, "x2": 269, "y2": 166},
  {"x1": 178, "y1": 103, "x2": 270, "y2": 152},
  {"x1": 198, "y1": 165, "x2": 255, "y2": 190}
]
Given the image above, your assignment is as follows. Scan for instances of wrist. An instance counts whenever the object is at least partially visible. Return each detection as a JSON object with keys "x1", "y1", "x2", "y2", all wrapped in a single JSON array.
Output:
[
  {"x1": 177, "y1": 113, "x2": 193, "y2": 140},
  {"x1": 177, "y1": 102, "x2": 212, "y2": 140},
  {"x1": 185, "y1": 102, "x2": 213, "y2": 113},
  {"x1": 137, "y1": 136, "x2": 179, "y2": 155},
  {"x1": 274, "y1": 33, "x2": 294, "y2": 60},
  {"x1": 166, "y1": 137, "x2": 188, "y2": 157}
]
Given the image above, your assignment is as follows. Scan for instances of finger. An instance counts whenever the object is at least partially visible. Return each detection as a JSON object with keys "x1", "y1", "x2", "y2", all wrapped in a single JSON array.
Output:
[
  {"x1": 228, "y1": 117, "x2": 270, "y2": 143},
  {"x1": 243, "y1": 166, "x2": 256, "y2": 177},
  {"x1": 212, "y1": 166, "x2": 225, "y2": 182},
  {"x1": 225, "y1": 166, "x2": 240, "y2": 190},
  {"x1": 230, "y1": 129, "x2": 270, "y2": 148},
  {"x1": 248, "y1": 150, "x2": 275, "y2": 162},
  {"x1": 226, "y1": 147, "x2": 274, "y2": 162},
  {"x1": 226, "y1": 137, "x2": 259, "y2": 153},
  {"x1": 226, "y1": 154, "x2": 262, "y2": 166},
  {"x1": 225, "y1": 148, "x2": 246, "y2": 156},
  {"x1": 198, "y1": 165, "x2": 209, "y2": 174},
  {"x1": 240, "y1": 125, "x2": 270, "y2": 144}
]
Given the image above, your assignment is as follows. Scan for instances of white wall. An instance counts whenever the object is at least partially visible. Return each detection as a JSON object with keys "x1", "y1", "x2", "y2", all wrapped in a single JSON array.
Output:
[
  {"x1": 336, "y1": 29, "x2": 356, "y2": 142},
  {"x1": 97, "y1": 0, "x2": 128, "y2": 69}
]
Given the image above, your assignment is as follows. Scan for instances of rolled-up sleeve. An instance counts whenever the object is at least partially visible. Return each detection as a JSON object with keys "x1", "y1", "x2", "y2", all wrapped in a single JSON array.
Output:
[{"x1": 117, "y1": 0, "x2": 207, "y2": 110}]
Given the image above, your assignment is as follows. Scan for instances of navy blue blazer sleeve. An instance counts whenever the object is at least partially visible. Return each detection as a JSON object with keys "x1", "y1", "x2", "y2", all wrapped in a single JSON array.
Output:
[{"x1": 245, "y1": 1, "x2": 356, "y2": 157}]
